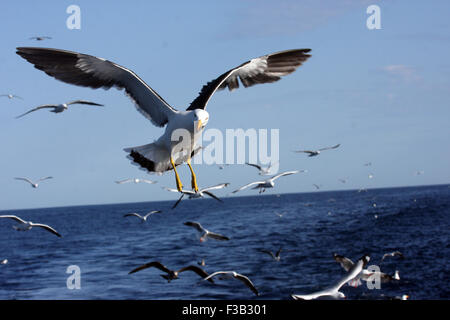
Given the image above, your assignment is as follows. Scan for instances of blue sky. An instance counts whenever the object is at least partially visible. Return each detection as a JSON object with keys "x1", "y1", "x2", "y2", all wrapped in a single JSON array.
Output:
[{"x1": 0, "y1": 0, "x2": 449, "y2": 210}]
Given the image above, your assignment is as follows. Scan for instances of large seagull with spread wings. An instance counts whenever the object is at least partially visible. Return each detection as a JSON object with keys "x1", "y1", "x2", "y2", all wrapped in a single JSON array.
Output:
[{"x1": 16, "y1": 47, "x2": 311, "y2": 192}]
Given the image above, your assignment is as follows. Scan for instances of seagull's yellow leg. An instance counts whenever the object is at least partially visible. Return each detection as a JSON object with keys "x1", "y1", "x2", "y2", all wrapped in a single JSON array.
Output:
[
  {"x1": 170, "y1": 157, "x2": 183, "y2": 192},
  {"x1": 187, "y1": 158, "x2": 199, "y2": 192}
]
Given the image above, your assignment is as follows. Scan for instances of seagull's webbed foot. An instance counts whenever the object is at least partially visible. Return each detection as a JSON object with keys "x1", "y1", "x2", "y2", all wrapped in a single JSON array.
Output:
[
  {"x1": 170, "y1": 157, "x2": 183, "y2": 192},
  {"x1": 187, "y1": 158, "x2": 199, "y2": 192}
]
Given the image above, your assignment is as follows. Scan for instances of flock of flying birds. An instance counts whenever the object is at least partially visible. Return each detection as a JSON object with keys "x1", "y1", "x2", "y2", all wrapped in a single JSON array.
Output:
[{"x1": 1, "y1": 38, "x2": 412, "y2": 299}]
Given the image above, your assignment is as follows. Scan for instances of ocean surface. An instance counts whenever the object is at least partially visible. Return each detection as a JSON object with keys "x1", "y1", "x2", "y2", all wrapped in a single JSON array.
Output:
[{"x1": 0, "y1": 184, "x2": 449, "y2": 300}]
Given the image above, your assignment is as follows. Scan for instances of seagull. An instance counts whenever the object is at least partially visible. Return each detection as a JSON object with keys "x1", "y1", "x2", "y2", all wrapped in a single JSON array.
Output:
[
  {"x1": 381, "y1": 251, "x2": 404, "y2": 262},
  {"x1": 184, "y1": 221, "x2": 230, "y2": 242},
  {"x1": 232, "y1": 170, "x2": 300, "y2": 194},
  {"x1": 260, "y1": 247, "x2": 282, "y2": 261},
  {"x1": 291, "y1": 254, "x2": 370, "y2": 300},
  {"x1": 1, "y1": 94, "x2": 23, "y2": 100},
  {"x1": 115, "y1": 178, "x2": 157, "y2": 184},
  {"x1": 338, "y1": 178, "x2": 347, "y2": 184},
  {"x1": 313, "y1": 184, "x2": 321, "y2": 190},
  {"x1": 364, "y1": 162, "x2": 372, "y2": 166},
  {"x1": 368, "y1": 174, "x2": 374, "y2": 179},
  {"x1": 128, "y1": 261, "x2": 214, "y2": 283},
  {"x1": 29, "y1": 36, "x2": 52, "y2": 41},
  {"x1": 198, "y1": 259, "x2": 206, "y2": 266},
  {"x1": 415, "y1": 171, "x2": 425, "y2": 175},
  {"x1": 203, "y1": 271, "x2": 259, "y2": 296},
  {"x1": 273, "y1": 212, "x2": 285, "y2": 218},
  {"x1": 123, "y1": 210, "x2": 162, "y2": 222},
  {"x1": 1, "y1": 259, "x2": 7, "y2": 265},
  {"x1": 16, "y1": 47, "x2": 311, "y2": 193},
  {"x1": 0, "y1": 215, "x2": 61, "y2": 237},
  {"x1": 245, "y1": 162, "x2": 278, "y2": 176},
  {"x1": 14, "y1": 176, "x2": 53, "y2": 188},
  {"x1": 16, "y1": 100, "x2": 104, "y2": 118},
  {"x1": 333, "y1": 253, "x2": 399, "y2": 287},
  {"x1": 293, "y1": 144, "x2": 340, "y2": 157},
  {"x1": 164, "y1": 183, "x2": 229, "y2": 208}
]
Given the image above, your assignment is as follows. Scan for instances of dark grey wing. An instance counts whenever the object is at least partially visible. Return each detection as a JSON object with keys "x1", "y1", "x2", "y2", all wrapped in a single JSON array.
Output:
[
  {"x1": 275, "y1": 247, "x2": 282, "y2": 258},
  {"x1": 245, "y1": 163, "x2": 263, "y2": 171},
  {"x1": 184, "y1": 221, "x2": 204, "y2": 233},
  {"x1": 206, "y1": 231, "x2": 229, "y2": 241},
  {"x1": 32, "y1": 223, "x2": 62, "y2": 237},
  {"x1": 123, "y1": 213, "x2": 143, "y2": 219},
  {"x1": 318, "y1": 144, "x2": 341, "y2": 151},
  {"x1": 37, "y1": 176, "x2": 53, "y2": 182},
  {"x1": 187, "y1": 49, "x2": 311, "y2": 111},
  {"x1": 177, "y1": 265, "x2": 214, "y2": 283},
  {"x1": 66, "y1": 100, "x2": 104, "y2": 106},
  {"x1": 260, "y1": 249, "x2": 276, "y2": 259},
  {"x1": 14, "y1": 177, "x2": 34, "y2": 185},
  {"x1": 172, "y1": 194, "x2": 185, "y2": 209},
  {"x1": 16, "y1": 47, "x2": 176, "y2": 127},
  {"x1": 202, "y1": 191, "x2": 223, "y2": 203},
  {"x1": 128, "y1": 261, "x2": 171, "y2": 275},
  {"x1": 235, "y1": 274, "x2": 259, "y2": 296},
  {"x1": 15, "y1": 105, "x2": 56, "y2": 118},
  {"x1": 333, "y1": 253, "x2": 354, "y2": 272},
  {"x1": 293, "y1": 150, "x2": 314, "y2": 154}
]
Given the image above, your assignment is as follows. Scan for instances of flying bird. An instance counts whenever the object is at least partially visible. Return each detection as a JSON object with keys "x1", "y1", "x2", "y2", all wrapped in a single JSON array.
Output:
[
  {"x1": 0, "y1": 215, "x2": 61, "y2": 237},
  {"x1": 293, "y1": 144, "x2": 340, "y2": 157},
  {"x1": 123, "y1": 210, "x2": 162, "y2": 222},
  {"x1": 381, "y1": 251, "x2": 404, "y2": 262},
  {"x1": 128, "y1": 261, "x2": 213, "y2": 283},
  {"x1": 115, "y1": 178, "x2": 157, "y2": 184},
  {"x1": 163, "y1": 183, "x2": 229, "y2": 208},
  {"x1": 203, "y1": 271, "x2": 259, "y2": 296},
  {"x1": 1, "y1": 94, "x2": 23, "y2": 100},
  {"x1": 333, "y1": 253, "x2": 399, "y2": 287},
  {"x1": 16, "y1": 100, "x2": 103, "y2": 118},
  {"x1": 16, "y1": 47, "x2": 311, "y2": 193},
  {"x1": 232, "y1": 170, "x2": 300, "y2": 194},
  {"x1": 184, "y1": 221, "x2": 229, "y2": 242},
  {"x1": 312, "y1": 184, "x2": 321, "y2": 190},
  {"x1": 1, "y1": 259, "x2": 7, "y2": 265},
  {"x1": 292, "y1": 254, "x2": 370, "y2": 300},
  {"x1": 14, "y1": 176, "x2": 53, "y2": 188},
  {"x1": 245, "y1": 162, "x2": 278, "y2": 176},
  {"x1": 260, "y1": 247, "x2": 282, "y2": 261},
  {"x1": 29, "y1": 36, "x2": 52, "y2": 41}
]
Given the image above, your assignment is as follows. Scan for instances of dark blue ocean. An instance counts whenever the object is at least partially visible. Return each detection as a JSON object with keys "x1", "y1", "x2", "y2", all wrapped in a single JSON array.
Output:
[{"x1": 0, "y1": 184, "x2": 449, "y2": 300}]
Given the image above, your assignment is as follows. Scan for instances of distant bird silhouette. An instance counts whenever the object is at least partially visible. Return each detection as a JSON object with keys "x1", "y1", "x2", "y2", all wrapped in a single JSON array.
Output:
[
  {"x1": 245, "y1": 162, "x2": 278, "y2": 176},
  {"x1": 293, "y1": 144, "x2": 340, "y2": 157},
  {"x1": 115, "y1": 178, "x2": 157, "y2": 184},
  {"x1": 128, "y1": 261, "x2": 213, "y2": 283},
  {"x1": 123, "y1": 210, "x2": 162, "y2": 222},
  {"x1": 203, "y1": 271, "x2": 259, "y2": 296},
  {"x1": 16, "y1": 100, "x2": 103, "y2": 118},
  {"x1": 232, "y1": 170, "x2": 300, "y2": 194},
  {"x1": 14, "y1": 176, "x2": 53, "y2": 188},
  {"x1": 381, "y1": 251, "x2": 404, "y2": 262},
  {"x1": 260, "y1": 247, "x2": 282, "y2": 261},
  {"x1": 164, "y1": 183, "x2": 229, "y2": 208},
  {"x1": 29, "y1": 36, "x2": 52, "y2": 41},
  {"x1": 184, "y1": 221, "x2": 230, "y2": 242},
  {"x1": 1, "y1": 93, "x2": 23, "y2": 100},
  {"x1": 0, "y1": 215, "x2": 61, "y2": 237}
]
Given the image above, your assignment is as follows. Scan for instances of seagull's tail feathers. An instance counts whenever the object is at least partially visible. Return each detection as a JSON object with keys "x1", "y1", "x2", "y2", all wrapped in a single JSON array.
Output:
[{"x1": 124, "y1": 142, "x2": 201, "y2": 174}]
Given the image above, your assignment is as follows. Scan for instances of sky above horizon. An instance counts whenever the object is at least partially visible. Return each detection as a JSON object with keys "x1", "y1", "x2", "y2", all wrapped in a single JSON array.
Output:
[{"x1": 1, "y1": 0, "x2": 449, "y2": 210}]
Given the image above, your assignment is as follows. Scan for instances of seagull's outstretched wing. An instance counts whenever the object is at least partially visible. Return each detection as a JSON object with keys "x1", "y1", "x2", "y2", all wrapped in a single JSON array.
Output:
[
  {"x1": 200, "y1": 183, "x2": 230, "y2": 192},
  {"x1": 31, "y1": 223, "x2": 62, "y2": 237},
  {"x1": 123, "y1": 213, "x2": 143, "y2": 219},
  {"x1": 14, "y1": 177, "x2": 35, "y2": 185},
  {"x1": 231, "y1": 181, "x2": 264, "y2": 193},
  {"x1": 293, "y1": 150, "x2": 314, "y2": 154},
  {"x1": 15, "y1": 105, "x2": 56, "y2": 118},
  {"x1": 202, "y1": 191, "x2": 223, "y2": 203},
  {"x1": 187, "y1": 49, "x2": 311, "y2": 111},
  {"x1": 184, "y1": 221, "x2": 205, "y2": 233},
  {"x1": 143, "y1": 210, "x2": 162, "y2": 219},
  {"x1": 115, "y1": 179, "x2": 133, "y2": 184},
  {"x1": 260, "y1": 249, "x2": 276, "y2": 259},
  {"x1": 333, "y1": 254, "x2": 354, "y2": 272},
  {"x1": 269, "y1": 170, "x2": 299, "y2": 182},
  {"x1": 129, "y1": 261, "x2": 171, "y2": 275},
  {"x1": 234, "y1": 273, "x2": 259, "y2": 296},
  {"x1": 0, "y1": 215, "x2": 27, "y2": 224},
  {"x1": 16, "y1": 47, "x2": 177, "y2": 127},
  {"x1": 245, "y1": 163, "x2": 263, "y2": 171},
  {"x1": 139, "y1": 179, "x2": 157, "y2": 184},
  {"x1": 177, "y1": 265, "x2": 215, "y2": 283},
  {"x1": 66, "y1": 100, "x2": 104, "y2": 106},
  {"x1": 318, "y1": 144, "x2": 341, "y2": 151},
  {"x1": 37, "y1": 176, "x2": 53, "y2": 183},
  {"x1": 206, "y1": 231, "x2": 229, "y2": 241}
]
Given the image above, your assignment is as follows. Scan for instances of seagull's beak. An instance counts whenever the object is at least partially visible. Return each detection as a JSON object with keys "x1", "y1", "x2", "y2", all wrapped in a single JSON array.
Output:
[{"x1": 197, "y1": 119, "x2": 203, "y2": 131}]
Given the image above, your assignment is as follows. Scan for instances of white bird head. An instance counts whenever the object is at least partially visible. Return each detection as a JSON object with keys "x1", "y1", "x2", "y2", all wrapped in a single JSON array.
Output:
[{"x1": 194, "y1": 109, "x2": 209, "y2": 131}]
